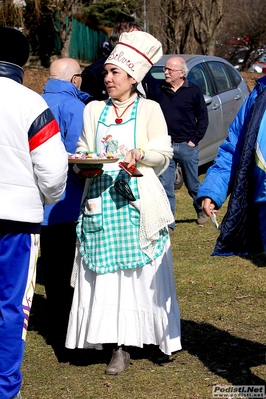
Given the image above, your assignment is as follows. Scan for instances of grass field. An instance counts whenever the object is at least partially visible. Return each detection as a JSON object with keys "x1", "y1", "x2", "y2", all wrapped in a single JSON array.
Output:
[{"x1": 21, "y1": 174, "x2": 266, "y2": 399}]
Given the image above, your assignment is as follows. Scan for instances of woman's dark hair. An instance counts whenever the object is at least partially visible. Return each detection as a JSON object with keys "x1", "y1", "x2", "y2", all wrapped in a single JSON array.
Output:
[{"x1": 108, "y1": 22, "x2": 142, "y2": 52}]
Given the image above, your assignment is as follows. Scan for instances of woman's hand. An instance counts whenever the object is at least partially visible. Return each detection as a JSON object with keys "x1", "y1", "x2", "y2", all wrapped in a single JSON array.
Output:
[
  {"x1": 124, "y1": 148, "x2": 142, "y2": 168},
  {"x1": 201, "y1": 197, "x2": 217, "y2": 217}
]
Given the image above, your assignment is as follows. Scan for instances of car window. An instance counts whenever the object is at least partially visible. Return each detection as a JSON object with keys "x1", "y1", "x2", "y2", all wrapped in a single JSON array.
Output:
[
  {"x1": 227, "y1": 65, "x2": 242, "y2": 88},
  {"x1": 207, "y1": 61, "x2": 232, "y2": 94},
  {"x1": 187, "y1": 64, "x2": 212, "y2": 96},
  {"x1": 149, "y1": 66, "x2": 165, "y2": 80}
]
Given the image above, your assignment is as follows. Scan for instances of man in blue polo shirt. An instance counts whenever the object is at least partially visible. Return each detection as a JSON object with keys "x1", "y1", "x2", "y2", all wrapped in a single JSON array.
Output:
[{"x1": 150, "y1": 56, "x2": 209, "y2": 233}]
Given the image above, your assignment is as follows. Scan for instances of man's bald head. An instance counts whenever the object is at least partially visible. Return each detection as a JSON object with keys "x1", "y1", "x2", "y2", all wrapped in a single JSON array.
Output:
[
  {"x1": 49, "y1": 58, "x2": 82, "y2": 89},
  {"x1": 167, "y1": 57, "x2": 188, "y2": 76}
]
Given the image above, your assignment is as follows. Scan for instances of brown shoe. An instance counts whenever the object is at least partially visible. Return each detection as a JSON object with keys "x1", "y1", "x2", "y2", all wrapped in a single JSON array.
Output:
[
  {"x1": 105, "y1": 347, "x2": 130, "y2": 375},
  {"x1": 197, "y1": 213, "x2": 209, "y2": 225},
  {"x1": 168, "y1": 227, "x2": 175, "y2": 236}
]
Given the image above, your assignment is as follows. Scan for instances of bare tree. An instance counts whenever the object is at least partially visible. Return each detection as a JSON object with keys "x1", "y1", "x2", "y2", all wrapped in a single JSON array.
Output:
[
  {"x1": 163, "y1": 0, "x2": 193, "y2": 54},
  {"x1": 0, "y1": 0, "x2": 28, "y2": 28},
  {"x1": 0, "y1": 0, "x2": 81, "y2": 58},
  {"x1": 188, "y1": 0, "x2": 223, "y2": 55},
  {"x1": 27, "y1": 0, "x2": 82, "y2": 58},
  {"x1": 219, "y1": 0, "x2": 266, "y2": 50},
  {"x1": 49, "y1": 0, "x2": 81, "y2": 57},
  {"x1": 146, "y1": 0, "x2": 193, "y2": 54},
  {"x1": 213, "y1": 0, "x2": 266, "y2": 67},
  {"x1": 146, "y1": 0, "x2": 223, "y2": 55}
]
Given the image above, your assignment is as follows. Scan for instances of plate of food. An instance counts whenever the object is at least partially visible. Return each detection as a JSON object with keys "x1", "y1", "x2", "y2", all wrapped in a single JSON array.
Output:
[{"x1": 68, "y1": 153, "x2": 119, "y2": 164}]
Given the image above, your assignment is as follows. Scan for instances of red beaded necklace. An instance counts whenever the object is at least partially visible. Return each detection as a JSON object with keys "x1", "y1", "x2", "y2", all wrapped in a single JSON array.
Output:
[{"x1": 113, "y1": 100, "x2": 135, "y2": 124}]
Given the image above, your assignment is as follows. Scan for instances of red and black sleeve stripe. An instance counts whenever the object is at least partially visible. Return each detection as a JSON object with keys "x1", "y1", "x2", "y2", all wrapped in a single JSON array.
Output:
[{"x1": 28, "y1": 108, "x2": 60, "y2": 152}]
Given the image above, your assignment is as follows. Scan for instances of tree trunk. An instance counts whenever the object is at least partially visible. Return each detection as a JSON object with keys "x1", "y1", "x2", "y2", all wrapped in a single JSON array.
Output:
[
  {"x1": 52, "y1": 1, "x2": 78, "y2": 58},
  {"x1": 146, "y1": 0, "x2": 223, "y2": 55},
  {"x1": 189, "y1": 0, "x2": 223, "y2": 55},
  {"x1": 147, "y1": 0, "x2": 193, "y2": 54},
  {"x1": 59, "y1": 15, "x2": 72, "y2": 58}
]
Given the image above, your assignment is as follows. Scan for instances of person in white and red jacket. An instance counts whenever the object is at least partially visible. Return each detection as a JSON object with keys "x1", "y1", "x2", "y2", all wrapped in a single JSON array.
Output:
[{"x1": 0, "y1": 27, "x2": 68, "y2": 399}]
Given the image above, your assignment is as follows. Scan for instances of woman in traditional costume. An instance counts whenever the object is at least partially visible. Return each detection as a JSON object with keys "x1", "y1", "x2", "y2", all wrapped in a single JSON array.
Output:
[{"x1": 66, "y1": 31, "x2": 182, "y2": 375}]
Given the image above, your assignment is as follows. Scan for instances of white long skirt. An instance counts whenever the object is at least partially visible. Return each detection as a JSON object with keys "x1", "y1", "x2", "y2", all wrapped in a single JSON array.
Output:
[{"x1": 65, "y1": 238, "x2": 181, "y2": 355}]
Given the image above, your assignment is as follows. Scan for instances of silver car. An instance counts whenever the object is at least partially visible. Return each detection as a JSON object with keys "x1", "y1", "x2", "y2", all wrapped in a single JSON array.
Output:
[{"x1": 146, "y1": 54, "x2": 250, "y2": 167}]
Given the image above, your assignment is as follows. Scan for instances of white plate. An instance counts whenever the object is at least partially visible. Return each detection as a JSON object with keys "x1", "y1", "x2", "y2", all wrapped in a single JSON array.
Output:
[{"x1": 68, "y1": 155, "x2": 119, "y2": 164}]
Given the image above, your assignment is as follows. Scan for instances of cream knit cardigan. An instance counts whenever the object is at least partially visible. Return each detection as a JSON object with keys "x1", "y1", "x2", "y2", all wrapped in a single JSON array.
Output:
[{"x1": 77, "y1": 95, "x2": 174, "y2": 258}]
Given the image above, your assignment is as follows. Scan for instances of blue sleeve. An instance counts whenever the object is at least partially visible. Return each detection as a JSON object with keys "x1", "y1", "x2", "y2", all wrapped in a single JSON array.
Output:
[
  {"x1": 197, "y1": 85, "x2": 259, "y2": 208},
  {"x1": 61, "y1": 100, "x2": 85, "y2": 153}
]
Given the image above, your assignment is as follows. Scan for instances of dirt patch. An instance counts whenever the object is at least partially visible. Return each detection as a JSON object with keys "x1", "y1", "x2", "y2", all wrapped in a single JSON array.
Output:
[
  {"x1": 241, "y1": 71, "x2": 264, "y2": 91},
  {"x1": 23, "y1": 67, "x2": 49, "y2": 94}
]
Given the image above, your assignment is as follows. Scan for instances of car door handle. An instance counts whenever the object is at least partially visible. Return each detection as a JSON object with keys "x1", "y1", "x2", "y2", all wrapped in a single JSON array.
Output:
[
  {"x1": 211, "y1": 103, "x2": 220, "y2": 110},
  {"x1": 235, "y1": 94, "x2": 241, "y2": 100}
]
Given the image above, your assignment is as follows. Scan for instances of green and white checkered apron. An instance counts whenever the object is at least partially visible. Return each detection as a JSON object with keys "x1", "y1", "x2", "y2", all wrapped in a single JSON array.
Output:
[{"x1": 77, "y1": 98, "x2": 168, "y2": 274}]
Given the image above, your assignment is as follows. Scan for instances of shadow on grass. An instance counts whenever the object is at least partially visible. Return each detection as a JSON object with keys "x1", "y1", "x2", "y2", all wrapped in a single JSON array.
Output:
[
  {"x1": 29, "y1": 279, "x2": 266, "y2": 385},
  {"x1": 175, "y1": 218, "x2": 196, "y2": 224},
  {"x1": 243, "y1": 253, "x2": 266, "y2": 268},
  {"x1": 28, "y1": 291, "x2": 111, "y2": 365},
  {"x1": 182, "y1": 319, "x2": 266, "y2": 385}
]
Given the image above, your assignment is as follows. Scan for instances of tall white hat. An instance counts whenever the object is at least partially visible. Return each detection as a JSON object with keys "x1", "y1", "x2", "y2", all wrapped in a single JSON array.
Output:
[{"x1": 105, "y1": 31, "x2": 163, "y2": 83}]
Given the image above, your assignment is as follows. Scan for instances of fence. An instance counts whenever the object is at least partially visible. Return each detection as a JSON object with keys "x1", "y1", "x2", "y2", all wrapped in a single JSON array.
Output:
[{"x1": 69, "y1": 18, "x2": 108, "y2": 63}]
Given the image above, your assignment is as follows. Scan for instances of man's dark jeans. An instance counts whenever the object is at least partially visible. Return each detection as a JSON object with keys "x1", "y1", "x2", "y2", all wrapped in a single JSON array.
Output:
[{"x1": 159, "y1": 142, "x2": 203, "y2": 229}]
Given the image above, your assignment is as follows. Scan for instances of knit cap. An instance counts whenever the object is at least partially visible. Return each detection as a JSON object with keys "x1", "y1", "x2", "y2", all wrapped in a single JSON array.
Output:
[{"x1": 0, "y1": 27, "x2": 30, "y2": 67}]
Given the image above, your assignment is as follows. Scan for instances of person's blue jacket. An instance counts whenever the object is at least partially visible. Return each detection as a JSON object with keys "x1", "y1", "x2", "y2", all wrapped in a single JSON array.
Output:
[
  {"x1": 41, "y1": 79, "x2": 91, "y2": 225},
  {"x1": 197, "y1": 76, "x2": 266, "y2": 256}
]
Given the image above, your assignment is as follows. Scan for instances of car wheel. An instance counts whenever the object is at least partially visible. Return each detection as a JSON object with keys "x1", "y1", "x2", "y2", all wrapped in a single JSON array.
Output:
[{"x1": 174, "y1": 163, "x2": 183, "y2": 190}]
